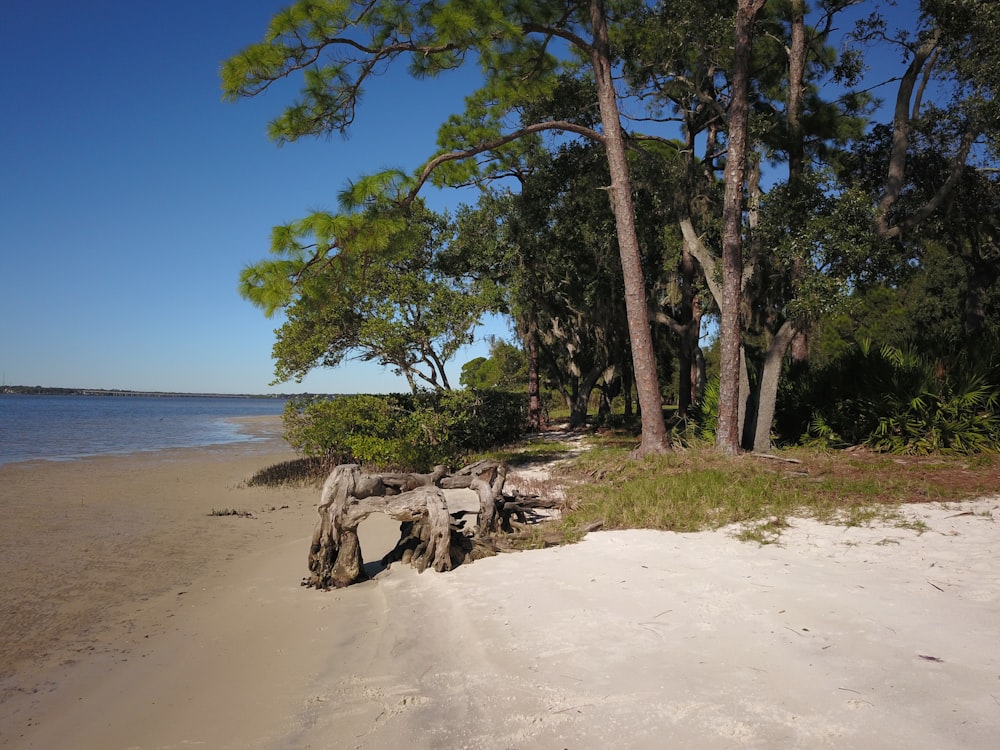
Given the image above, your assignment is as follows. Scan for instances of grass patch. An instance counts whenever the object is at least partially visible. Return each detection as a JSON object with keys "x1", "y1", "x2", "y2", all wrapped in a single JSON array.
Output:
[
  {"x1": 242, "y1": 455, "x2": 343, "y2": 488},
  {"x1": 554, "y1": 437, "x2": 999, "y2": 542},
  {"x1": 240, "y1": 427, "x2": 997, "y2": 546},
  {"x1": 734, "y1": 516, "x2": 791, "y2": 545}
]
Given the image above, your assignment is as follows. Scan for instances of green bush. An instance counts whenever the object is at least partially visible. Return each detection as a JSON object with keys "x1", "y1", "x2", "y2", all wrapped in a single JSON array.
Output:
[
  {"x1": 780, "y1": 339, "x2": 1000, "y2": 454},
  {"x1": 282, "y1": 390, "x2": 528, "y2": 471},
  {"x1": 687, "y1": 375, "x2": 720, "y2": 444}
]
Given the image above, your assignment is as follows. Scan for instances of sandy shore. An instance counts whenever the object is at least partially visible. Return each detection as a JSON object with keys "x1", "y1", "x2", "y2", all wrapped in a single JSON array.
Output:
[{"x1": 1, "y1": 429, "x2": 998, "y2": 749}]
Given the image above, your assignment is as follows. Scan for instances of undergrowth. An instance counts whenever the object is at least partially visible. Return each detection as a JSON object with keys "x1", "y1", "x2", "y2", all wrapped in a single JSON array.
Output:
[
  {"x1": 552, "y1": 433, "x2": 995, "y2": 544},
  {"x1": 241, "y1": 427, "x2": 997, "y2": 547}
]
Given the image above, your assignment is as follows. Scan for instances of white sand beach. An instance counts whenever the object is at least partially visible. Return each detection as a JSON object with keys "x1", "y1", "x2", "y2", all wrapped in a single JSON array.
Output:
[{"x1": 1, "y1": 429, "x2": 998, "y2": 749}]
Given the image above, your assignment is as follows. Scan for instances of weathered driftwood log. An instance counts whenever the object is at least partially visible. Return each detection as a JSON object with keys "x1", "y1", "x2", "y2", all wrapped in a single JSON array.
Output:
[
  {"x1": 306, "y1": 464, "x2": 454, "y2": 589},
  {"x1": 305, "y1": 459, "x2": 564, "y2": 589},
  {"x1": 438, "y1": 459, "x2": 507, "y2": 536}
]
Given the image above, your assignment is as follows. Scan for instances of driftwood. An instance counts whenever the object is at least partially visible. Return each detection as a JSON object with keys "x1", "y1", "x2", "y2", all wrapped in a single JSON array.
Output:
[{"x1": 304, "y1": 459, "x2": 555, "y2": 589}]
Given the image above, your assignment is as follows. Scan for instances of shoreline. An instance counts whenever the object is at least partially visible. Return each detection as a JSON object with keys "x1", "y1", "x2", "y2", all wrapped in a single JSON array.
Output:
[
  {"x1": 1, "y1": 440, "x2": 998, "y2": 748},
  {"x1": 0, "y1": 435, "x2": 312, "y2": 716},
  {"x1": 0, "y1": 396, "x2": 284, "y2": 466}
]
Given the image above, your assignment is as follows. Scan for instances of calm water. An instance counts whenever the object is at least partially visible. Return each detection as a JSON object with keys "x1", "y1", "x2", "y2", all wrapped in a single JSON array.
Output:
[{"x1": 0, "y1": 394, "x2": 288, "y2": 465}]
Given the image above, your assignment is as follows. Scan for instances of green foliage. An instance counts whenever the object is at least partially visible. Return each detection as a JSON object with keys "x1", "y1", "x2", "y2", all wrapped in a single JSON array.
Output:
[
  {"x1": 460, "y1": 338, "x2": 528, "y2": 390},
  {"x1": 688, "y1": 375, "x2": 720, "y2": 444},
  {"x1": 224, "y1": 0, "x2": 1000, "y2": 459},
  {"x1": 781, "y1": 339, "x2": 1000, "y2": 455},
  {"x1": 282, "y1": 390, "x2": 528, "y2": 471},
  {"x1": 560, "y1": 443, "x2": 931, "y2": 538},
  {"x1": 240, "y1": 201, "x2": 485, "y2": 390},
  {"x1": 921, "y1": 0, "x2": 1000, "y2": 159}
]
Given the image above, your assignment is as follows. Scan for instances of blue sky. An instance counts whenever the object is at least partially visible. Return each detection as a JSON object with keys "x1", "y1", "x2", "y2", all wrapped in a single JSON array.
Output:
[{"x1": 0, "y1": 0, "x2": 494, "y2": 394}]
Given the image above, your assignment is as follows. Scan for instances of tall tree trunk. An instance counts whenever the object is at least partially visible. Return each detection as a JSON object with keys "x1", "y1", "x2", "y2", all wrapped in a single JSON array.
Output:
[
  {"x1": 787, "y1": 0, "x2": 806, "y2": 186},
  {"x1": 676, "y1": 240, "x2": 697, "y2": 420},
  {"x1": 740, "y1": 0, "x2": 807, "y2": 451},
  {"x1": 788, "y1": 0, "x2": 809, "y2": 365},
  {"x1": 570, "y1": 364, "x2": 604, "y2": 428},
  {"x1": 588, "y1": 0, "x2": 669, "y2": 455},
  {"x1": 966, "y1": 262, "x2": 999, "y2": 336},
  {"x1": 526, "y1": 320, "x2": 544, "y2": 431},
  {"x1": 717, "y1": 0, "x2": 765, "y2": 455},
  {"x1": 738, "y1": 345, "x2": 752, "y2": 448},
  {"x1": 676, "y1": 119, "x2": 704, "y2": 421},
  {"x1": 752, "y1": 320, "x2": 797, "y2": 452}
]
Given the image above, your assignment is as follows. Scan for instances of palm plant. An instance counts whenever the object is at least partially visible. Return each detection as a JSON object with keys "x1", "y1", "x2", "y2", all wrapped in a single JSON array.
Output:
[{"x1": 791, "y1": 338, "x2": 1000, "y2": 454}]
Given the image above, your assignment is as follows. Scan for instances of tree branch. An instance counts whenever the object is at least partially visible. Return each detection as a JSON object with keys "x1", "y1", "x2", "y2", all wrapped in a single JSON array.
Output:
[
  {"x1": 679, "y1": 217, "x2": 722, "y2": 306},
  {"x1": 403, "y1": 120, "x2": 605, "y2": 206},
  {"x1": 874, "y1": 30, "x2": 950, "y2": 240}
]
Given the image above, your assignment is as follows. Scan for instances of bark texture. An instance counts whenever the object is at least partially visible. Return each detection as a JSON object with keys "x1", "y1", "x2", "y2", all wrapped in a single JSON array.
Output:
[
  {"x1": 588, "y1": 0, "x2": 670, "y2": 456},
  {"x1": 305, "y1": 459, "x2": 551, "y2": 589},
  {"x1": 717, "y1": 0, "x2": 766, "y2": 455}
]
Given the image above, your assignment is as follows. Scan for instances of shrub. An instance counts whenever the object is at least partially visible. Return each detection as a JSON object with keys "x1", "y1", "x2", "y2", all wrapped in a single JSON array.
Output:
[
  {"x1": 282, "y1": 390, "x2": 528, "y2": 471},
  {"x1": 781, "y1": 339, "x2": 1000, "y2": 454},
  {"x1": 687, "y1": 375, "x2": 720, "y2": 444}
]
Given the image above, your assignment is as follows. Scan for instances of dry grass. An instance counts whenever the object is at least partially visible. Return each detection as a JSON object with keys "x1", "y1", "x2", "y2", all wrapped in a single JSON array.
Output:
[{"x1": 552, "y1": 435, "x2": 1000, "y2": 543}]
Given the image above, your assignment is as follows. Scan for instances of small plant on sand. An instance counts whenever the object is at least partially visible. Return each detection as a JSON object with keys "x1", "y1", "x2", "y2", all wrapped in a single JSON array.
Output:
[
  {"x1": 242, "y1": 456, "x2": 341, "y2": 488},
  {"x1": 208, "y1": 508, "x2": 256, "y2": 518},
  {"x1": 735, "y1": 516, "x2": 791, "y2": 545}
]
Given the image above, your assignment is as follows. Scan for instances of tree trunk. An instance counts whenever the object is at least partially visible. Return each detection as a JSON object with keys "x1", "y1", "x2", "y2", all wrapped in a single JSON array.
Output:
[
  {"x1": 717, "y1": 0, "x2": 765, "y2": 455},
  {"x1": 787, "y1": 0, "x2": 809, "y2": 366},
  {"x1": 693, "y1": 340, "x2": 706, "y2": 405},
  {"x1": 588, "y1": 0, "x2": 669, "y2": 456},
  {"x1": 966, "y1": 261, "x2": 999, "y2": 336},
  {"x1": 526, "y1": 321, "x2": 544, "y2": 431},
  {"x1": 677, "y1": 240, "x2": 698, "y2": 420},
  {"x1": 750, "y1": 320, "x2": 797, "y2": 452},
  {"x1": 569, "y1": 364, "x2": 603, "y2": 428},
  {"x1": 691, "y1": 295, "x2": 704, "y2": 404},
  {"x1": 787, "y1": 0, "x2": 806, "y2": 187},
  {"x1": 738, "y1": 346, "x2": 752, "y2": 449}
]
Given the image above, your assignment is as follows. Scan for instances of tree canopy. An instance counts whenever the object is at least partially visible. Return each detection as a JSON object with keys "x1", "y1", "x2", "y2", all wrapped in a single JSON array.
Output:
[{"x1": 226, "y1": 0, "x2": 1000, "y2": 457}]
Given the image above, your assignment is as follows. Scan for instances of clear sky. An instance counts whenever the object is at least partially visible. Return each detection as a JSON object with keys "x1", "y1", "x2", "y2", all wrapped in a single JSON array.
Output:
[{"x1": 0, "y1": 0, "x2": 495, "y2": 394}]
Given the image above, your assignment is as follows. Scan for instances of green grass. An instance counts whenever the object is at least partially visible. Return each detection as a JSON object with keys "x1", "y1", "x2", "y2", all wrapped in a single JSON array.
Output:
[{"x1": 550, "y1": 433, "x2": 993, "y2": 544}]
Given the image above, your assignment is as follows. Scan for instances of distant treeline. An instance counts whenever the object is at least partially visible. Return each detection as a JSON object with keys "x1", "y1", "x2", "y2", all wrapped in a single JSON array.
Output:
[{"x1": 0, "y1": 385, "x2": 304, "y2": 399}]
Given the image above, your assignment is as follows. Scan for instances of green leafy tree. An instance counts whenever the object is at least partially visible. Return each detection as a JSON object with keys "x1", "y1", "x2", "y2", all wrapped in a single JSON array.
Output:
[
  {"x1": 618, "y1": 0, "x2": 730, "y2": 423},
  {"x1": 507, "y1": 142, "x2": 674, "y2": 427},
  {"x1": 846, "y1": 123, "x2": 1000, "y2": 341},
  {"x1": 857, "y1": 0, "x2": 1000, "y2": 240},
  {"x1": 222, "y1": 0, "x2": 673, "y2": 455},
  {"x1": 240, "y1": 202, "x2": 481, "y2": 390},
  {"x1": 460, "y1": 338, "x2": 528, "y2": 390},
  {"x1": 624, "y1": 0, "x2": 878, "y2": 452}
]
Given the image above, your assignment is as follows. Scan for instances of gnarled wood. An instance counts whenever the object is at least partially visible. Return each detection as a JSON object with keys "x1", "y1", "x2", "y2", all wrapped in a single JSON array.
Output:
[
  {"x1": 306, "y1": 464, "x2": 452, "y2": 589},
  {"x1": 439, "y1": 459, "x2": 507, "y2": 535},
  {"x1": 302, "y1": 460, "x2": 572, "y2": 589},
  {"x1": 305, "y1": 460, "x2": 526, "y2": 589}
]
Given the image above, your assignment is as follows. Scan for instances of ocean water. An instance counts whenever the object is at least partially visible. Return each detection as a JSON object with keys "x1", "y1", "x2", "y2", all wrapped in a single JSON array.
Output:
[{"x1": 0, "y1": 394, "x2": 288, "y2": 465}]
